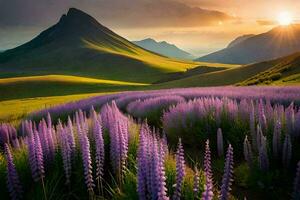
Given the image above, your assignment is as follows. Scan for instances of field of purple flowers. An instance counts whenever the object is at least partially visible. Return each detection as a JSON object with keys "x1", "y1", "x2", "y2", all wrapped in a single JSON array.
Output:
[{"x1": 1, "y1": 86, "x2": 300, "y2": 200}]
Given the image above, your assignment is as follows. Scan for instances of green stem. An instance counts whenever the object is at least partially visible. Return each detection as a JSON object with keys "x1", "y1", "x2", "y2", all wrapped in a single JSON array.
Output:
[{"x1": 41, "y1": 177, "x2": 48, "y2": 200}]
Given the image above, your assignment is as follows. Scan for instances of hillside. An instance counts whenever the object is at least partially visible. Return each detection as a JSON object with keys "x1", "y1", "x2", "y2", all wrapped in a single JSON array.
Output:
[
  {"x1": 196, "y1": 24, "x2": 300, "y2": 64},
  {"x1": 132, "y1": 38, "x2": 194, "y2": 60},
  {"x1": 158, "y1": 56, "x2": 282, "y2": 88},
  {"x1": 0, "y1": 75, "x2": 147, "y2": 101},
  {"x1": 238, "y1": 52, "x2": 300, "y2": 85},
  {"x1": 227, "y1": 34, "x2": 255, "y2": 48},
  {"x1": 0, "y1": 8, "x2": 198, "y2": 84}
]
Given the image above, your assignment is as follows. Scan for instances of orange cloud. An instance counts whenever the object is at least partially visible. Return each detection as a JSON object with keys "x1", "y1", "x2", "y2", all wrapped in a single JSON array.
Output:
[
  {"x1": 0, "y1": 0, "x2": 236, "y2": 28},
  {"x1": 256, "y1": 20, "x2": 277, "y2": 26}
]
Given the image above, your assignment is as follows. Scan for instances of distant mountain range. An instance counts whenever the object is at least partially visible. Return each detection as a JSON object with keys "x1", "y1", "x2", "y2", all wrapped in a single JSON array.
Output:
[
  {"x1": 196, "y1": 25, "x2": 300, "y2": 64},
  {"x1": 132, "y1": 38, "x2": 194, "y2": 60},
  {"x1": 0, "y1": 8, "x2": 196, "y2": 84}
]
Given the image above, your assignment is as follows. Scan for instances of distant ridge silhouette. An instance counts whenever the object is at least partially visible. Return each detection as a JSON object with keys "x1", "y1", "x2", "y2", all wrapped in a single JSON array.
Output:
[{"x1": 197, "y1": 25, "x2": 300, "y2": 64}]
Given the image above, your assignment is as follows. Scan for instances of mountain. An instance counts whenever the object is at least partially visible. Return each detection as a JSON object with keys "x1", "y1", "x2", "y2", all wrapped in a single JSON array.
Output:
[
  {"x1": 227, "y1": 34, "x2": 255, "y2": 48},
  {"x1": 196, "y1": 25, "x2": 300, "y2": 64},
  {"x1": 132, "y1": 38, "x2": 194, "y2": 60},
  {"x1": 0, "y1": 8, "x2": 197, "y2": 84}
]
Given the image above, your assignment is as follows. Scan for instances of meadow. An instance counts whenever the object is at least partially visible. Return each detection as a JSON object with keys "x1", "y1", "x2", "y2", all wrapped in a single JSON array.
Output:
[
  {"x1": 1, "y1": 86, "x2": 300, "y2": 200},
  {"x1": 0, "y1": 93, "x2": 106, "y2": 125},
  {"x1": 2, "y1": 6, "x2": 300, "y2": 200}
]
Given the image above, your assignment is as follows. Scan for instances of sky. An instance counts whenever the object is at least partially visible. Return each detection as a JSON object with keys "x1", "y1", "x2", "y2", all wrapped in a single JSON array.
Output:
[{"x1": 1, "y1": 0, "x2": 300, "y2": 56}]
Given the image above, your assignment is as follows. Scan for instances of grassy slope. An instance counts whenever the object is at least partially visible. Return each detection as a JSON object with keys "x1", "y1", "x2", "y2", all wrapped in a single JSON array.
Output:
[
  {"x1": 0, "y1": 92, "x2": 106, "y2": 124},
  {"x1": 156, "y1": 59, "x2": 278, "y2": 88},
  {"x1": 0, "y1": 42, "x2": 233, "y2": 84},
  {"x1": 154, "y1": 64, "x2": 239, "y2": 83},
  {"x1": 273, "y1": 74, "x2": 300, "y2": 85},
  {"x1": 0, "y1": 75, "x2": 149, "y2": 86},
  {"x1": 238, "y1": 52, "x2": 300, "y2": 86},
  {"x1": 0, "y1": 43, "x2": 196, "y2": 84},
  {"x1": 0, "y1": 75, "x2": 148, "y2": 101}
]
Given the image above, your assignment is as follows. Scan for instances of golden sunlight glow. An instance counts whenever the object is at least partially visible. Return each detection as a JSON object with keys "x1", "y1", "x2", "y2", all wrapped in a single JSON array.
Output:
[{"x1": 278, "y1": 11, "x2": 293, "y2": 26}]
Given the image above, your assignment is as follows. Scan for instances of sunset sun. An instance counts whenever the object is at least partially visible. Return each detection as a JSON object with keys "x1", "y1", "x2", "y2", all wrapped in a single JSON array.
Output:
[{"x1": 278, "y1": 11, "x2": 293, "y2": 25}]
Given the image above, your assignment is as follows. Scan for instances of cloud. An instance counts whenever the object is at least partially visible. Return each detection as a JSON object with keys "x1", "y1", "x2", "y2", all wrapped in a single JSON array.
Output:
[
  {"x1": 0, "y1": 0, "x2": 235, "y2": 28},
  {"x1": 256, "y1": 20, "x2": 277, "y2": 26}
]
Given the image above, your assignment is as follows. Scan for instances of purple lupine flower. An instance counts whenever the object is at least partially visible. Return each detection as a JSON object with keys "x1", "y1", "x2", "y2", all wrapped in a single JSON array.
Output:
[
  {"x1": 89, "y1": 106, "x2": 96, "y2": 120},
  {"x1": 45, "y1": 114, "x2": 55, "y2": 161},
  {"x1": 46, "y1": 112, "x2": 52, "y2": 128},
  {"x1": 92, "y1": 113, "x2": 105, "y2": 192},
  {"x1": 272, "y1": 119, "x2": 281, "y2": 159},
  {"x1": 157, "y1": 139, "x2": 169, "y2": 200},
  {"x1": 4, "y1": 144, "x2": 23, "y2": 200},
  {"x1": 137, "y1": 123, "x2": 169, "y2": 200},
  {"x1": 38, "y1": 119, "x2": 50, "y2": 162},
  {"x1": 0, "y1": 123, "x2": 20, "y2": 149},
  {"x1": 202, "y1": 140, "x2": 213, "y2": 200},
  {"x1": 294, "y1": 111, "x2": 300, "y2": 138},
  {"x1": 173, "y1": 138, "x2": 186, "y2": 200},
  {"x1": 193, "y1": 166, "x2": 200, "y2": 198},
  {"x1": 126, "y1": 95, "x2": 184, "y2": 121},
  {"x1": 28, "y1": 130, "x2": 45, "y2": 182},
  {"x1": 27, "y1": 131, "x2": 36, "y2": 180},
  {"x1": 59, "y1": 124, "x2": 72, "y2": 184},
  {"x1": 0, "y1": 124, "x2": 10, "y2": 147},
  {"x1": 249, "y1": 101, "x2": 256, "y2": 148},
  {"x1": 265, "y1": 100, "x2": 273, "y2": 122},
  {"x1": 256, "y1": 124, "x2": 263, "y2": 152},
  {"x1": 119, "y1": 120, "x2": 129, "y2": 179},
  {"x1": 217, "y1": 128, "x2": 224, "y2": 157},
  {"x1": 137, "y1": 124, "x2": 147, "y2": 199},
  {"x1": 77, "y1": 118, "x2": 95, "y2": 193},
  {"x1": 46, "y1": 130, "x2": 55, "y2": 162},
  {"x1": 101, "y1": 102, "x2": 129, "y2": 181},
  {"x1": 243, "y1": 135, "x2": 253, "y2": 167},
  {"x1": 220, "y1": 144, "x2": 234, "y2": 200},
  {"x1": 285, "y1": 103, "x2": 295, "y2": 136},
  {"x1": 34, "y1": 131, "x2": 45, "y2": 181},
  {"x1": 258, "y1": 136, "x2": 269, "y2": 171},
  {"x1": 67, "y1": 116, "x2": 76, "y2": 157},
  {"x1": 258, "y1": 99, "x2": 267, "y2": 132},
  {"x1": 162, "y1": 132, "x2": 169, "y2": 155},
  {"x1": 150, "y1": 135, "x2": 159, "y2": 200},
  {"x1": 292, "y1": 161, "x2": 300, "y2": 200},
  {"x1": 282, "y1": 134, "x2": 292, "y2": 168}
]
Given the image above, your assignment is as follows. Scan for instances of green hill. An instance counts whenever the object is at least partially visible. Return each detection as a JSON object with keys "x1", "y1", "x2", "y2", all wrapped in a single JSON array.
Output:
[
  {"x1": 158, "y1": 56, "x2": 281, "y2": 88},
  {"x1": 0, "y1": 75, "x2": 148, "y2": 101},
  {"x1": 0, "y1": 8, "x2": 198, "y2": 84},
  {"x1": 238, "y1": 52, "x2": 300, "y2": 85},
  {"x1": 158, "y1": 52, "x2": 300, "y2": 88}
]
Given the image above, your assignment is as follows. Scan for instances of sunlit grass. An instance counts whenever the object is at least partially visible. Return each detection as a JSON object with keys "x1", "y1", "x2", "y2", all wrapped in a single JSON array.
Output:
[
  {"x1": 84, "y1": 39, "x2": 237, "y2": 72},
  {"x1": 0, "y1": 93, "x2": 106, "y2": 124},
  {"x1": 272, "y1": 73, "x2": 300, "y2": 85},
  {"x1": 0, "y1": 75, "x2": 149, "y2": 86}
]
